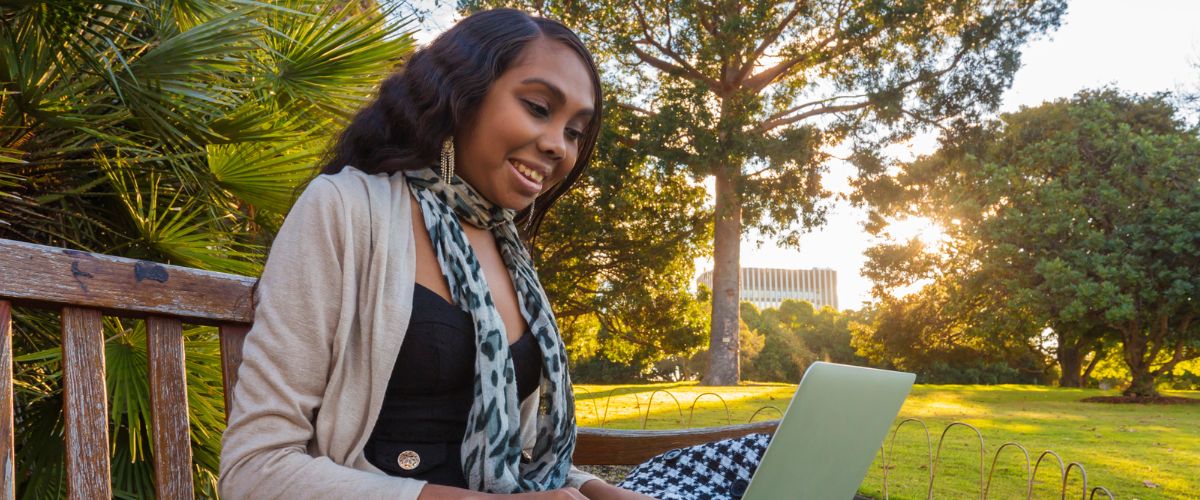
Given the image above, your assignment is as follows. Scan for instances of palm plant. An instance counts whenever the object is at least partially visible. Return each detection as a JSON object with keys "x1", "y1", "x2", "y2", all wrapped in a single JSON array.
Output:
[{"x1": 0, "y1": 0, "x2": 415, "y2": 496}]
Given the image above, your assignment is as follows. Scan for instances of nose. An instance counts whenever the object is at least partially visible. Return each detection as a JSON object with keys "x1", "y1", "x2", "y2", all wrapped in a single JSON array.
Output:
[{"x1": 537, "y1": 129, "x2": 566, "y2": 163}]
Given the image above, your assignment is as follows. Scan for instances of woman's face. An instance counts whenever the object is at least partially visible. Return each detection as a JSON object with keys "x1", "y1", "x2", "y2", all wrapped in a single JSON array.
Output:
[{"x1": 454, "y1": 36, "x2": 596, "y2": 211}]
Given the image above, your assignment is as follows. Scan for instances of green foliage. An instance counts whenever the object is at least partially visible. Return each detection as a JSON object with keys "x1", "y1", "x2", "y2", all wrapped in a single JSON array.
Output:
[
  {"x1": 1088, "y1": 344, "x2": 1200, "y2": 391},
  {"x1": 543, "y1": 118, "x2": 714, "y2": 378},
  {"x1": 848, "y1": 285, "x2": 1054, "y2": 384},
  {"x1": 466, "y1": 0, "x2": 1067, "y2": 383},
  {"x1": 1, "y1": 0, "x2": 415, "y2": 495},
  {"x1": 739, "y1": 299, "x2": 866, "y2": 382},
  {"x1": 855, "y1": 88, "x2": 1200, "y2": 396},
  {"x1": 919, "y1": 360, "x2": 1024, "y2": 385}
]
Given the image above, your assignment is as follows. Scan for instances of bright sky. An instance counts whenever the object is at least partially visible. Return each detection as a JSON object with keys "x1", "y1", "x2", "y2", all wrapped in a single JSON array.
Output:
[
  {"x1": 700, "y1": 0, "x2": 1200, "y2": 310},
  {"x1": 416, "y1": 1, "x2": 1200, "y2": 310}
]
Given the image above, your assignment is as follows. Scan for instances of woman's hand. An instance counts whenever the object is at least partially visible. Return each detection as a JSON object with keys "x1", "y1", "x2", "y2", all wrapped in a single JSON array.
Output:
[
  {"x1": 420, "y1": 482, "x2": 652, "y2": 500},
  {"x1": 509, "y1": 487, "x2": 589, "y2": 499},
  {"x1": 420, "y1": 484, "x2": 588, "y2": 500},
  {"x1": 578, "y1": 480, "x2": 656, "y2": 500}
]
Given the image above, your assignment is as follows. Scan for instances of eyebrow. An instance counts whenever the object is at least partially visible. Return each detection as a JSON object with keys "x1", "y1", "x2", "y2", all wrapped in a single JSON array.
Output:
[{"x1": 521, "y1": 77, "x2": 595, "y2": 119}]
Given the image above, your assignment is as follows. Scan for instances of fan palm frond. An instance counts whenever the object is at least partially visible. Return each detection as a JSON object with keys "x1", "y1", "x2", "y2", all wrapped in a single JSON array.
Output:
[
  {"x1": 103, "y1": 154, "x2": 263, "y2": 275},
  {"x1": 117, "y1": 11, "x2": 261, "y2": 146},
  {"x1": 207, "y1": 140, "x2": 320, "y2": 213},
  {"x1": 259, "y1": 0, "x2": 416, "y2": 119}
]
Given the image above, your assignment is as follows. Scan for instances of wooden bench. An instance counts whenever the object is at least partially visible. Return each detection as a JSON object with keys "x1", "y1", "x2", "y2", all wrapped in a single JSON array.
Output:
[{"x1": 0, "y1": 238, "x2": 777, "y2": 498}]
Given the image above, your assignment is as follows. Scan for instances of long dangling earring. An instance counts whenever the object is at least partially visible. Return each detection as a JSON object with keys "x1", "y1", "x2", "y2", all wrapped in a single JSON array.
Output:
[
  {"x1": 440, "y1": 137, "x2": 455, "y2": 182},
  {"x1": 524, "y1": 196, "x2": 536, "y2": 231}
]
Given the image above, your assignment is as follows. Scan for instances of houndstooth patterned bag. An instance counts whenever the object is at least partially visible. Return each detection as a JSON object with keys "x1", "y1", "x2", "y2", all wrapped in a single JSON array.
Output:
[{"x1": 618, "y1": 433, "x2": 772, "y2": 500}]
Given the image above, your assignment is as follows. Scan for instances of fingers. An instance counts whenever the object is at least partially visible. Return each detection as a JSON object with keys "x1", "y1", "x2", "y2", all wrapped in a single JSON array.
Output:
[
  {"x1": 511, "y1": 486, "x2": 587, "y2": 499},
  {"x1": 552, "y1": 487, "x2": 586, "y2": 499},
  {"x1": 562, "y1": 487, "x2": 587, "y2": 499}
]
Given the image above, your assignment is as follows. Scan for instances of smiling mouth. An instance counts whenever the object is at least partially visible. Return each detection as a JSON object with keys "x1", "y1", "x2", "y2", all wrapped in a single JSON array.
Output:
[{"x1": 510, "y1": 159, "x2": 545, "y2": 184}]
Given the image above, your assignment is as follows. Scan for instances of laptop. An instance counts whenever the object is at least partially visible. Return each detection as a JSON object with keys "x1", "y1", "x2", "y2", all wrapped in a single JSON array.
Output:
[{"x1": 742, "y1": 362, "x2": 916, "y2": 500}]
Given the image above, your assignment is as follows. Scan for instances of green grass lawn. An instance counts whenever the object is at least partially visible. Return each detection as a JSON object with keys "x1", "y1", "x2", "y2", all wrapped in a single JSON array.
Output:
[{"x1": 573, "y1": 382, "x2": 1200, "y2": 499}]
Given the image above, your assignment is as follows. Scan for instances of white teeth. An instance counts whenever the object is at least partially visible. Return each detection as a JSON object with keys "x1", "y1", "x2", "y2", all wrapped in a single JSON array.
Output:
[{"x1": 512, "y1": 160, "x2": 544, "y2": 183}]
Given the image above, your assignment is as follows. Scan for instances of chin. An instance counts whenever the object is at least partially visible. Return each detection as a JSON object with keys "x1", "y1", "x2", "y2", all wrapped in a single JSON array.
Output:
[
  {"x1": 486, "y1": 191, "x2": 534, "y2": 212},
  {"x1": 503, "y1": 198, "x2": 535, "y2": 212}
]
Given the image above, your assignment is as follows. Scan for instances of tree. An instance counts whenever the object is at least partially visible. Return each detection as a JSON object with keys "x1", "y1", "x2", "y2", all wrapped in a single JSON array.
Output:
[
  {"x1": 848, "y1": 284, "x2": 1052, "y2": 384},
  {"x1": 740, "y1": 299, "x2": 867, "y2": 382},
  {"x1": 538, "y1": 125, "x2": 713, "y2": 375},
  {"x1": 855, "y1": 233, "x2": 1063, "y2": 383},
  {"x1": 466, "y1": 0, "x2": 1067, "y2": 383},
  {"x1": 1, "y1": 1, "x2": 413, "y2": 495},
  {"x1": 855, "y1": 89, "x2": 1200, "y2": 396}
]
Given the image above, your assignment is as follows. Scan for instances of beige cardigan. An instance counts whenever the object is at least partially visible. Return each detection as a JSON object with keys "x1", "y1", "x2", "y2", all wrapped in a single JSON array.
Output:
[{"x1": 219, "y1": 167, "x2": 598, "y2": 499}]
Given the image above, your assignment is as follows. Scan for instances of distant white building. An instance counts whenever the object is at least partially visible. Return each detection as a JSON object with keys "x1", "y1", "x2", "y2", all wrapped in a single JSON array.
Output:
[{"x1": 697, "y1": 267, "x2": 838, "y2": 311}]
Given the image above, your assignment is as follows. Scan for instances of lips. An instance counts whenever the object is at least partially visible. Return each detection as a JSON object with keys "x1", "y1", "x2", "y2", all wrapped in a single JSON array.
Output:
[
  {"x1": 509, "y1": 159, "x2": 546, "y2": 183},
  {"x1": 508, "y1": 159, "x2": 545, "y2": 195}
]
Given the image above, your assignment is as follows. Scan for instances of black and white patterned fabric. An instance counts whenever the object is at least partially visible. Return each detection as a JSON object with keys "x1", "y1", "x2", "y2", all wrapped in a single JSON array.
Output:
[
  {"x1": 618, "y1": 433, "x2": 772, "y2": 500},
  {"x1": 403, "y1": 167, "x2": 576, "y2": 493}
]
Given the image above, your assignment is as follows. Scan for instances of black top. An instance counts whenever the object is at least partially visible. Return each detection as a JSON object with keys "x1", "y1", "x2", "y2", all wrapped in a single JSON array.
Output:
[{"x1": 364, "y1": 283, "x2": 542, "y2": 487}]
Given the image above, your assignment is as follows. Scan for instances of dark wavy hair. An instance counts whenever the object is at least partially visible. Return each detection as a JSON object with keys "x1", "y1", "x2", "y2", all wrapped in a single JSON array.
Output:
[{"x1": 320, "y1": 8, "x2": 603, "y2": 241}]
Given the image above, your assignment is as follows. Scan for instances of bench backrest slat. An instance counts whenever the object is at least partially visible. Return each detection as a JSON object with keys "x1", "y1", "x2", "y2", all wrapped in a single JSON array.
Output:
[
  {"x1": 219, "y1": 325, "x2": 250, "y2": 420},
  {"x1": 147, "y1": 317, "x2": 194, "y2": 500},
  {"x1": 61, "y1": 307, "x2": 111, "y2": 499},
  {"x1": 2, "y1": 301, "x2": 14, "y2": 500}
]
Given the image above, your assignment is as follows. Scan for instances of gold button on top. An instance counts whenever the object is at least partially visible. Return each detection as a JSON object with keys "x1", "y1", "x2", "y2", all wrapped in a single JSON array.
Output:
[{"x1": 397, "y1": 450, "x2": 420, "y2": 470}]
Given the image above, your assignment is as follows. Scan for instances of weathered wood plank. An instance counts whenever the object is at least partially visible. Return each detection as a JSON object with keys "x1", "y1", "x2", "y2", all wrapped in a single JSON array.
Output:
[
  {"x1": 573, "y1": 420, "x2": 780, "y2": 465},
  {"x1": 146, "y1": 317, "x2": 194, "y2": 500},
  {"x1": 61, "y1": 307, "x2": 110, "y2": 499},
  {"x1": 219, "y1": 324, "x2": 249, "y2": 421},
  {"x1": 1, "y1": 301, "x2": 14, "y2": 500},
  {"x1": 0, "y1": 238, "x2": 254, "y2": 325}
]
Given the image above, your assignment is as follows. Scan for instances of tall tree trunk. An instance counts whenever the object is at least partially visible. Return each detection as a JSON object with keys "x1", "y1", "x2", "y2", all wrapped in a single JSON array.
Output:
[
  {"x1": 1125, "y1": 363, "x2": 1158, "y2": 397},
  {"x1": 1121, "y1": 326, "x2": 1159, "y2": 397},
  {"x1": 702, "y1": 170, "x2": 741, "y2": 386},
  {"x1": 1056, "y1": 341, "x2": 1084, "y2": 388},
  {"x1": 1081, "y1": 348, "x2": 1104, "y2": 381}
]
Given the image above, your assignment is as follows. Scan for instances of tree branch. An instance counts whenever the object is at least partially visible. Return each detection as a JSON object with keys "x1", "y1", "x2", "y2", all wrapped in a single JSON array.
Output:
[
  {"x1": 1081, "y1": 345, "x2": 1104, "y2": 381},
  {"x1": 753, "y1": 100, "x2": 871, "y2": 133},
  {"x1": 750, "y1": 34, "x2": 979, "y2": 134},
  {"x1": 616, "y1": 101, "x2": 656, "y2": 117},
  {"x1": 697, "y1": 1, "x2": 718, "y2": 37},
  {"x1": 901, "y1": 108, "x2": 953, "y2": 135},
  {"x1": 631, "y1": 3, "x2": 720, "y2": 89},
  {"x1": 631, "y1": 44, "x2": 687, "y2": 76},
  {"x1": 741, "y1": 22, "x2": 867, "y2": 94},
  {"x1": 761, "y1": 93, "x2": 868, "y2": 124},
  {"x1": 744, "y1": 163, "x2": 775, "y2": 179},
  {"x1": 1151, "y1": 312, "x2": 1196, "y2": 376},
  {"x1": 734, "y1": 1, "x2": 807, "y2": 86}
]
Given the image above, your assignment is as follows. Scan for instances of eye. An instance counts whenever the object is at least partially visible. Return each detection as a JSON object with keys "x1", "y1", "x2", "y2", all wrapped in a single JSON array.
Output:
[
  {"x1": 523, "y1": 99, "x2": 549, "y2": 117},
  {"x1": 565, "y1": 127, "x2": 584, "y2": 141}
]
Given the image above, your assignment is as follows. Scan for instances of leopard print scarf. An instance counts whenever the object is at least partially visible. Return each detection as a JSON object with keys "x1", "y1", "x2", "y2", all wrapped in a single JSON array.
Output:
[{"x1": 403, "y1": 167, "x2": 576, "y2": 492}]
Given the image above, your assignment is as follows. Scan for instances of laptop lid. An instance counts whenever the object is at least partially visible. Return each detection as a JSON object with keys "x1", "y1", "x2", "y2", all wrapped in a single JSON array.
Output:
[{"x1": 742, "y1": 362, "x2": 915, "y2": 500}]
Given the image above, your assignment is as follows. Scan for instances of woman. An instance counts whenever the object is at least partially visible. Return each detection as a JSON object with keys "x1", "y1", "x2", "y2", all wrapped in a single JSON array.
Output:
[{"x1": 219, "y1": 8, "x2": 653, "y2": 500}]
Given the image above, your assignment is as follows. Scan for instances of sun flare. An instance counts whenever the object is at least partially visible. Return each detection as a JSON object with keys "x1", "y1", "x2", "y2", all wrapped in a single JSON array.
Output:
[{"x1": 884, "y1": 216, "x2": 948, "y2": 249}]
